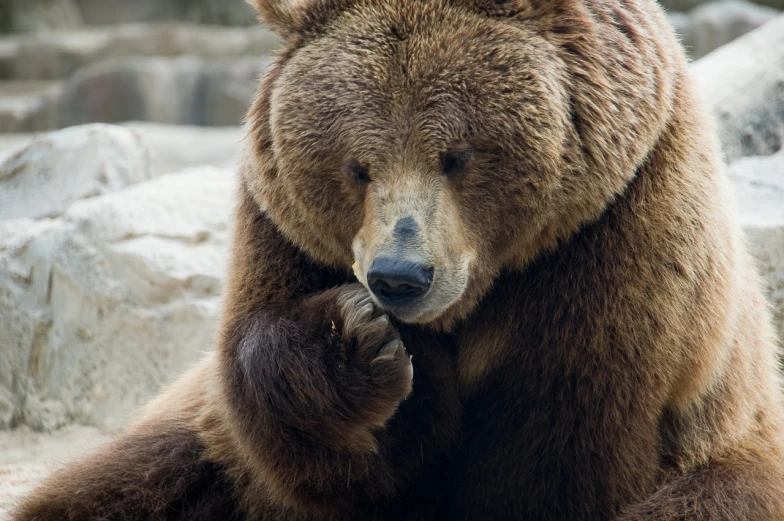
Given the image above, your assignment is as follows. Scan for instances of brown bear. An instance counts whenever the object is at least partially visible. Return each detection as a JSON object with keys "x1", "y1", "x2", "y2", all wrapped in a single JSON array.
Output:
[{"x1": 13, "y1": 0, "x2": 784, "y2": 519}]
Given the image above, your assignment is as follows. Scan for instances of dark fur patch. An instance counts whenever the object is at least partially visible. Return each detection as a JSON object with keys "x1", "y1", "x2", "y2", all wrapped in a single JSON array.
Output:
[{"x1": 14, "y1": 425, "x2": 240, "y2": 521}]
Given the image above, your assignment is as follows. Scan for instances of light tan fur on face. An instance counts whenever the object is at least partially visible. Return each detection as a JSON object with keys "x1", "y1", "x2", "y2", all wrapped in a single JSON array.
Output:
[{"x1": 352, "y1": 167, "x2": 476, "y2": 323}]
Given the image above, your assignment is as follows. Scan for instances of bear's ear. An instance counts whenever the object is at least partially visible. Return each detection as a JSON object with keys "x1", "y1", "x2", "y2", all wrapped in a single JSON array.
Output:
[{"x1": 247, "y1": 0, "x2": 348, "y2": 37}]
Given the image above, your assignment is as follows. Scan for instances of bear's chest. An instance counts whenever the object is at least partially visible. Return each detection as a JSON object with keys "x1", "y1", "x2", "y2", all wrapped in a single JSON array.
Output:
[{"x1": 447, "y1": 273, "x2": 663, "y2": 520}]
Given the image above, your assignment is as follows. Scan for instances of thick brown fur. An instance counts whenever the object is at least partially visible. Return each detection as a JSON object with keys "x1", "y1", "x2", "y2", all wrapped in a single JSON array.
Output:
[{"x1": 13, "y1": 0, "x2": 784, "y2": 520}]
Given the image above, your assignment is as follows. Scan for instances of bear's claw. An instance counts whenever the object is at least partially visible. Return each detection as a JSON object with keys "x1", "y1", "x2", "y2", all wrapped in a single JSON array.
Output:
[
  {"x1": 373, "y1": 339, "x2": 406, "y2": 364},
  {"x1": 335, "y1": 284, "x2": 413, "y2": 400}
]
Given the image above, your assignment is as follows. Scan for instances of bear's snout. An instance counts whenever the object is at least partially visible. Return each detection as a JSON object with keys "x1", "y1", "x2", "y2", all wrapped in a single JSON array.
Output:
[{"x1": 367, "y1": 257, "x2": 434, "y2": 306}]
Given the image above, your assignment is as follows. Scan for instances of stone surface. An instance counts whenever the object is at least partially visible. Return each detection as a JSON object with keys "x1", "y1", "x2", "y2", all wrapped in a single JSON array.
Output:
[
  {"x1": 75, "y1": 0, "x2": 256, "y2": 26},
  {"x1": 660, "y1": 0, "x2": 717, "y2": 10},
  {"x1": 2, "y1": 0, "x2": 258, "y2": 32},
  {"x1": 121, "y1": 122, "x2": 244, "y2": 175},
  {"x1": 728, "y1": 151, "x2": 784, "y2": 347},
  {"x1": 0, "y1": 425, "x2": 108, "y2": 516},
  {"x1": 0, "y1": 153, "x2": 235, "y2": 431},
  {"x1": 0, "y1": 123, "x2": 241, "y2": 433},
  {"x1": 0, "y1": 56, "x2": 269, "y2": 132},
  {"x1": 0, "y1": 23, "x2": 279, "y2": 81},
  {"x1": 0, "y1": 123, "x2": 243, "y2": 177},
  {"x1": 671, "y1": 0, "x2": 781, "y2": 59},
  {"x1": 692, "y1": 14, "x2": 784, "y2": 161},
  {"x1": 660, "y1": 0, "x2": 784, "y2": 11},
  {"x1": 0, "y1": 124, "x2": 150, "y2": 220},
  {"x1": 0, "y1": 133, "x2": 38, "y2": 162},
  {"x1": 0, "y1": 0, "x2": 83, "y2": 33}
]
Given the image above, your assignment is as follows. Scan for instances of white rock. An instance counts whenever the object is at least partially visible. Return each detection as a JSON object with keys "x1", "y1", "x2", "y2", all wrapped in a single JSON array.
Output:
[
  {"x1": 729, "y1": 150, "x2": 784, "y2": 348},
  {"x1": 672, "y1": 0, "x2": 780, "y2": 59},
  {"x1": 0, "y1": 124, "x2": 150, "y2": 221},
  {"x1": 693, "y1": 14, "x2": 784, "y2": 161},
  {"x1": 0, "y1": 123, "x2": 244, "y2": 178},
  {"x1": 0, "y1": 425, "x2": 109, "y2": 516},
  {"x1": 0, "y1": 167, "x2": 234, "y2": 432},
  {"x1": 122, "y1": 123, "x2": 244, "y2": 176},
  {"x1": 660, "y1": 0, "x2": 784, "y2": 11}
]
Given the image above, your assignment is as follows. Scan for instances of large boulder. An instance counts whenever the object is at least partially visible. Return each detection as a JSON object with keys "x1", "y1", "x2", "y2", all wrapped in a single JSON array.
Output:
[
  {"x1": 0, "y1": 23, "x2": 279, "y2": 81},
  {"x1": 118, "y1": 122, "x2": 244, "y2": 176},
  {"x1": 0, "y1": 123, "x2": 243, "y2": 175},
  {"x1": 0, "y1": 123, "x2": 240, "y2": 432},
  {"x1": 0, "y1": 166, "x2": 234, "y2": 432},
  {"x1": 670, "y1": 0, "x2": 780, "y2": 59},
  {"x1": 0, "y1": 56, "x2": 269, "y2": 132},
  {"x1": 0, "y1": 132, "x2": 33, "y2": 164},
  {"x1": 692, "y1": 14, "x2": 784, "y2": 161},
  {"x1": 0, "y1": 125, "x2": 150, "y2": 221},
  {"x1": 728, "y1": 150, "x2": 784, "y2": 347}
]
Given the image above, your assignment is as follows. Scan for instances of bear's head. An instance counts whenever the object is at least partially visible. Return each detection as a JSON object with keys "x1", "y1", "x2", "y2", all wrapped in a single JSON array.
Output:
[{"x1": 243, "y1": 0, "x2": 679, "y2": 329}]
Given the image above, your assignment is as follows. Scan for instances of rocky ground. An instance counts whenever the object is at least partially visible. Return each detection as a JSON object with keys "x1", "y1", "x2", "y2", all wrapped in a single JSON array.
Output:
[
  {"x1": 0, "y1": 1, "x2": 783, "y2": 515},
  {"x1": 0, "y1": 425, "x2": 108, "y2": 514}
]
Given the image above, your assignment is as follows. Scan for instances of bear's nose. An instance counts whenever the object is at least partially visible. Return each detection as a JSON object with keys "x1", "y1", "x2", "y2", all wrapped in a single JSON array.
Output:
[{"x1": 367, "y1": 258, "x2": 434, "y2": 304}]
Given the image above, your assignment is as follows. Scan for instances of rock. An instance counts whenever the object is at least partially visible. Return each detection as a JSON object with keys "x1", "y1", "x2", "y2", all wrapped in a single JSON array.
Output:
[
  {"x1": 667, "y1": 11, "x2": 694, "y2": 44},
  {"x1": 729, "y1": 152, "x2": 784, "y2": 230},
  {"x1": 0, "y1": 124, "x2": 150, "y2": 221},
  {"x1": 659, "y1": 0, "x2": 713, "y2": 10},
  {"x1": 0, "y1": 166, "x2": 234, "y2": 432},
  {"x1": 0, "y1": 0, "x2": 83, "y2": 33},
  {"x1": 660, "y1": 0, "x2": 784, "y2": 11},
  {"x1": 180, "y1": 0, "x2": 259, "y2": 25},
  {"x1": 0, "y1": 83, "x2": 55, "y2": 135},
  {"x1": 671, "y1": 0, "x2": 781, "y2": 59},
  {"x1": 728, "y1": 150, "x2": 784, "y2": 349},
  {"x1": 0, "y1": 425, "x2": 109, "y2": 516},
  {"x1": 123, "y1": 123, "x2": 243, "y2": 175},
  {"x1": 692, "y1": 14, "x2": 784, "y2": 161},
  {"x1": 74, "y1": 0, "x2": 256, "y2": 26},
  {"x1": 0, "y1": 56, "x2": 269, "y2": 132},
  {"x1": 0, "y1": 122, "x2": 243, "y2": 179},
  {"x1": 0, "y1": 23, "x2": 280, "y2": 81},
  {"x1": 71, "y1": 0, "x2": 167, "y2": 26},
  {"x1": 0, "y1": 124, "x2": 239, "y2": 432},
  {"x1": 0, "y1": 92, "x2": 46, "y2": 135},
  {"x1": 0, "y1": 132, "x2": 39, "y2": 164},
  {"x1": 1, "y1": 0, "x2": 258, "y2": 31}
]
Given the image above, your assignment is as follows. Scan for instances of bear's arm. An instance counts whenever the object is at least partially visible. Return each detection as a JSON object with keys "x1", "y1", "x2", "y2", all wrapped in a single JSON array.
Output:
[{"x1": 215, "y1": 182, "x2": 461, "y2": 512}]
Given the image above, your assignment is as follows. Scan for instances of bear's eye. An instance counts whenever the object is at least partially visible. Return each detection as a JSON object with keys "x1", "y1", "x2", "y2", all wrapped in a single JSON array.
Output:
[
  {"x1": 440, "y1": 145, "x2": 473, "y2": 178},
  {"x1": 343, "y1": 160, "x2": 371, "y2": 184}
]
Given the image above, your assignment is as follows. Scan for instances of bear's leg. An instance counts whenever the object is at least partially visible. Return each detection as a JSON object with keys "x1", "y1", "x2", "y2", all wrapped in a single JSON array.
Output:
[
  {"x1": 618, "y1": 457, "x2": 784, "y2": 521},
  {"x1": 12, "y1": 421, "x2": 240, "y2": 521}
]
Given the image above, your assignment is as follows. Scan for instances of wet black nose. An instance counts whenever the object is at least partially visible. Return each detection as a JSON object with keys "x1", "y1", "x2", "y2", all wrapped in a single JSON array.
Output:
[{"x1": 367, "y1": 258, "x2": 434, "y2": 304}]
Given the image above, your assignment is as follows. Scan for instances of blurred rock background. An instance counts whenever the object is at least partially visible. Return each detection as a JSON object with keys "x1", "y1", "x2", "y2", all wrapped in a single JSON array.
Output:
[{"x1": 0, "y1": 0, "x2": 783, "y2": 513}]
